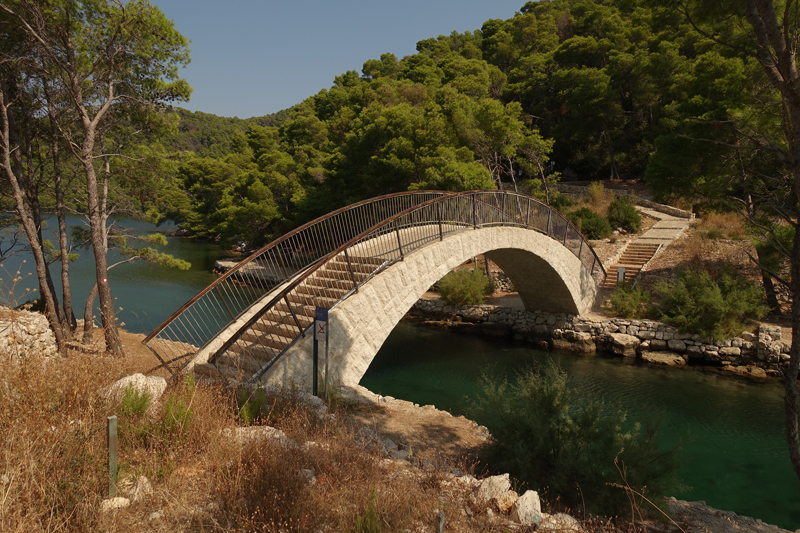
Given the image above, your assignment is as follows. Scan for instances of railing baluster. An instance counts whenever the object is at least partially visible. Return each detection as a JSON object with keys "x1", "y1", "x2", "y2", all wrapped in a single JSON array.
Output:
[
  {"x1": 284, "y1": 295, "x2": 305, "y2": 337},
  {"x1": 395, "y1": 218, "x2": 404, "y2": 259},
  {"x1": 437, "y1": 202, "x2": 443, "y2": 240},
  {"x1": 526, "y1": 197, "x2": 531, "y2": 228},
  {"x1": 344, "y1": 249, "x2": 359, "y2": 291}
]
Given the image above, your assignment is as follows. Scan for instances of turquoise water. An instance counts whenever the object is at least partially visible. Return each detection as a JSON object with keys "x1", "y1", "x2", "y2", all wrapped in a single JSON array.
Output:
[
  {"x1": 0, "y1": 216, "x2": 227, "y2": 334},
  {"x1": 360, "y1": 321, "x2": 800, "y2": 530}
]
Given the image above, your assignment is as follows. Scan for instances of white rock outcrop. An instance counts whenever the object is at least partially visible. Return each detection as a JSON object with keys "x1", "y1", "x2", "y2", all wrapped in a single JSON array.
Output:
[
  {"x1": 105, "y1": 374, "x2": 167, "y2": 405},
  {"x1": 0, "y1": 308, "x2": 57, "y2": 358},
  {"x1": 510, "y1": 489, "x2": 542, "y2": 524},
  {"x1": 100, "y1": 497, "x2": 130, "y2": 513}
]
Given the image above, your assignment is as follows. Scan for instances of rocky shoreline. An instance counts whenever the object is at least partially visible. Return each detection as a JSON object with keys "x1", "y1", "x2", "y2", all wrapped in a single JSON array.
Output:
[{"x1": 409, "y1": 297, "x2": 791, "y2": 381}]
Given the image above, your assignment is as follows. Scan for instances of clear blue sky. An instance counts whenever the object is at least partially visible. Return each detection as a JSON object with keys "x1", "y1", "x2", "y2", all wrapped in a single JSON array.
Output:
[{"x1": 152, "y1": 0, "x2": 527, "y2": 119}]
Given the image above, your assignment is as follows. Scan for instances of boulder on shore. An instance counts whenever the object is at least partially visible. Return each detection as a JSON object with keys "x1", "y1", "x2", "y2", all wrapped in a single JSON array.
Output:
[{"x1": 641, "y1": 351, "x2": 687, "y2": 367}]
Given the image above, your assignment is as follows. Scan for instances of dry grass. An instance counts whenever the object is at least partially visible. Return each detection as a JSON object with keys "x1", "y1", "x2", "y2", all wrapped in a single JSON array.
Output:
[
  {"x1": 0, "y1": 312, "x2": 672, "y2": 533},
  {"x1": 0, "y1": 342, "x2": 507, "y2": 533},
  {"x1": 565, "y1": 182, "x2": 618, "y2": 219}
]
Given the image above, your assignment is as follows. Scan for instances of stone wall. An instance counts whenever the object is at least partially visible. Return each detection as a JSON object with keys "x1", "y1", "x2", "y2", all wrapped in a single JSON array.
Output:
[
  {"x1": 411, "y1": 298, "x2": 789, "y2": 379},
  {"x1": 0, "y1": 308, "x2": 58, "y2": 358}
]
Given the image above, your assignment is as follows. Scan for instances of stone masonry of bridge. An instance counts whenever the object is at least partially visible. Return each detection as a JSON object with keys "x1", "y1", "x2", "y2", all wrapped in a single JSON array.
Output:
[{"x1": 232, "y1": 225, "x2": 602, "y2": 390}]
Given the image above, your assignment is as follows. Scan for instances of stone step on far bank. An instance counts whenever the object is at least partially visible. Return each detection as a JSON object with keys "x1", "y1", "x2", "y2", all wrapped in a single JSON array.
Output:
[{"x1": 411, "y1": 296, "x2": 790, "y2": 380}]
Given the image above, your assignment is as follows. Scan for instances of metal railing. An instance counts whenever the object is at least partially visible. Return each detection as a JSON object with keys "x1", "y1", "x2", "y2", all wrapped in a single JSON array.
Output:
[{"x1": 143, "y1": 190, "x2": 605, "y2": 376}]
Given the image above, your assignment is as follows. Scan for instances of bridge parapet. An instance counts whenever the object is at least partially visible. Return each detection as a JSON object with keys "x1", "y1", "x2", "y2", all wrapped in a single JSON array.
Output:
[{"x1": 143, "y1": 191, "x2": 606, "y2": 381}]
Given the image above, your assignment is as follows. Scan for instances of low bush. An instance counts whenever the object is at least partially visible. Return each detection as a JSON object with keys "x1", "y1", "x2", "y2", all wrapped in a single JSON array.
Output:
[
  {"x1": 607, "y1": 195, "x2": 642, "y2": 233},
  {"x1": 610, "y1": 282, "x2": 651, "y2": 319},
  {"x1": 471, "y1": 361, "x2": 678, "y2": 517},
  {"x1": 588, "y1": 181, "x2": 605, "y2": 205},
  {"x1": 655, "y1": 266, "x2": 768, "y2": 339},
  {"x1": 438, "y1": 268, "x2": 494, "y2": 306},
  {"x1": 567, "y1": 207, "x2": 612, "y2": 239}
]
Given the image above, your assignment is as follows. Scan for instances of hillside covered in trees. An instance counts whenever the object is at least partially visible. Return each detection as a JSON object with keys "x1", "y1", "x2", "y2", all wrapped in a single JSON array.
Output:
[{"x1": 157, "y1": 0, "x2": 770, "y2": 249}]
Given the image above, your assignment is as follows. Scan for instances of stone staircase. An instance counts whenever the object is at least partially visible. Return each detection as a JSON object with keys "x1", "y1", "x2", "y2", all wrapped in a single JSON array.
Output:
[
  {"x1": 209, "y1": 254, "x2": 383, "y2": 381},
  {"x1": 603, "y1": 243, "x2": 660, "y2": 289},
  {"x1": 603, "y1": 206, "x2": 692, "y2": 291}
]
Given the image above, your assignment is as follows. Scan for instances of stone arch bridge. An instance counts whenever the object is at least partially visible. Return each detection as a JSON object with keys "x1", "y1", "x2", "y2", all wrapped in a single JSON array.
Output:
[{"x1": 143, "y1": 191, "x2": 606, "y2": 389}]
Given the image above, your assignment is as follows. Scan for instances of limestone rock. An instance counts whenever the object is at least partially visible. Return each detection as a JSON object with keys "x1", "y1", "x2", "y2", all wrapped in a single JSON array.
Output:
[
  {"x1": 539, "y1": 512, "x2": 582, "y2": 531},
  {"x1": 224, "y1": 425, "x2": 294, "y2": 447},
  {"x1": 126, "y1": 475, "x2": 153, "y2": 503},
  {"x1": 106, "y1": 374, "x2": 167, "y2": 405},
  {"x1": 469, "y1": 473, "x2": 517, "y2": 512},
  {"x1": 606, "y1": 333, "x2": 640, "y2": 357},
  {"x1": 101, "y1": 497, "x2": 130, "y2": 513},
  {"x1": 510, "y1": 490, "x2": 542, "y2": 524},
  {"x1": 667, "y1": 339, "x2": 687, "y2": 353},
  {"x1": 641, "y1": 351, "x2": 687, "y2": 367}
]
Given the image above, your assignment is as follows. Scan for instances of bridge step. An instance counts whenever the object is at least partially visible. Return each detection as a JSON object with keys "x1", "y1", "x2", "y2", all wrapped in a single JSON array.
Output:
[
  {"x1": 325, "y1": 260, "x2": 377, "y2": 276},
  {"x1": 306, "y1": 276, "x2": 357, "y2": 292},
  {"x1": 275, "y1": 300, "x2": 316, "y2": 319},
  {"x1": 316, "y1": 268, "x2": 368, "y2": 284},
  {"x1": 296, "y1": 284, "x2": 348, "y2": 300},
  {"x1": 603, "y1": 242, "x2": 661, "y2": 289},
  {"x1": 333, "y1": 255, "x2": 384, "y2": 266},
  {"x1": 251, "y1": 320, "x2": 303, "y2": 338},
  {"x1": 286, "y1": 293, "x2": 338, "y2": 308}
]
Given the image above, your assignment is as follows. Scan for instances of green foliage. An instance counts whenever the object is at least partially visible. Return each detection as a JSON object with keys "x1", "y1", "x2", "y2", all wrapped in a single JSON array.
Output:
[
  {"x1": 354, "y1": 489, "x2": 382, "y2": 533},
  {"x1": 438, "y1": 268, "x2": 494, "y2": 306},
  {"x1": 238, "y1": 387, "x2": 271, "y2": 425},
  {"x1": 700, "y1": 227, "x2": 726, "y2": 240},
  {"x1": 655, "y1": 267, "x2": 769, "y2": 340},
  {"x1": 567, "y1": 207, "x2": 612, "y2": 239},
  {"x1": 119, "y1": 375, "x2": 195, "y2": 450},
  {"x1": 610, "y1": 282, "x2": 651, "y2": 319},
  {"x1": 161, "y1": 375, "x2": 195, "y2": 443},
  {"x1": 588, "y1": 181, "x2": 605, "y2": 205},
  {"x1": 607, "y1": 196, "x2": 642, "y2": 233},
  {"x1": 120, "y1": 385, "x2": 151, "y2": 419},
  {"x1": 472, "y1": 362, "x2": 678, "y2": 517}
]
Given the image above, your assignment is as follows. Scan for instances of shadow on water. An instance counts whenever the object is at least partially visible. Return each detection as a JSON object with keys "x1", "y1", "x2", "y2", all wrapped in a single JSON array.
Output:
[{"x1": 360, "y1": 321, "x2": 800, "y2": 530}]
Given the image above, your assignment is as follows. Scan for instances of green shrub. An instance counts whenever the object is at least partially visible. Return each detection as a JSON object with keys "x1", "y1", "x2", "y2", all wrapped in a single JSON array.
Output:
[
  {"x1": 471, "y1": 362, "x2": 678, "y2": 517},
  {"x1": 588, "y1": 181, "x2": 605, "y2": 205},
  {"x1": 567, "y1": 207, "x2": 612, "y2": 239},
  {"x1": 160, "y1": 375, "x2": 195, "y2": 444},
  {"x1": 238, "y1": 387, "x2": 271, "y2": 425},
  {"x1": 607, "y1": 195, "x2": 642, "y2": 233},
  {"x1": 120, "y1": 384, "x2": 151, "y2": 419},
  {"x1": 655, "y1": 266, "x2": 768, "y2": 340},
  {"x1": 700, "y1": 227, "x2": 725, "y2": 240},
  {"x1": 354, "y1": 489, "x2": 382, "y2": 533},
  {"x1": 610, "y1": 282, "x2": 651, "y2": 319},
  {"x1": 438, "y1": 268, "x2": 494, "y2": 306},
  {"x1": 549, "y1": 192, "x2": 573, "y2": 210}
]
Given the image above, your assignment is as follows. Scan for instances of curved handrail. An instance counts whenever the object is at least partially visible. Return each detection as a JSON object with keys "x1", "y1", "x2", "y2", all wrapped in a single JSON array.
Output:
[
  {"x1": 144, "y1": 190, "x2": 448, "y2": 344},
  {"x1": 143, "y1": 190, "x2": 605, "y2": 375}
]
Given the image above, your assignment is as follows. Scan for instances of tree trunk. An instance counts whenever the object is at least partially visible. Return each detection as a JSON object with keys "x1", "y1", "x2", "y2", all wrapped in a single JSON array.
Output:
[
  {"x1": 80, "y1": 134, "x2": 123, "y2": 356},
  {"x1": 0, "y1": 92, "x2": 66, "y2": 353},
  {"x1": 49, "y1": 113, "x2": 76, "y2": 331},
  {"x1": 82, "y1": 282, "x2": 97, "y2": 344}
]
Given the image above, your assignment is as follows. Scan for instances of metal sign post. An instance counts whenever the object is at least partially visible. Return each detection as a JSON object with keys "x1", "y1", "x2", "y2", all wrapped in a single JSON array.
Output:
[
  {"x1": 107, "y1": 415, "x2": 118, "y2": 497},
  {"x1": 314, "y1": 307, "x2": 328, "y2": 397}
]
